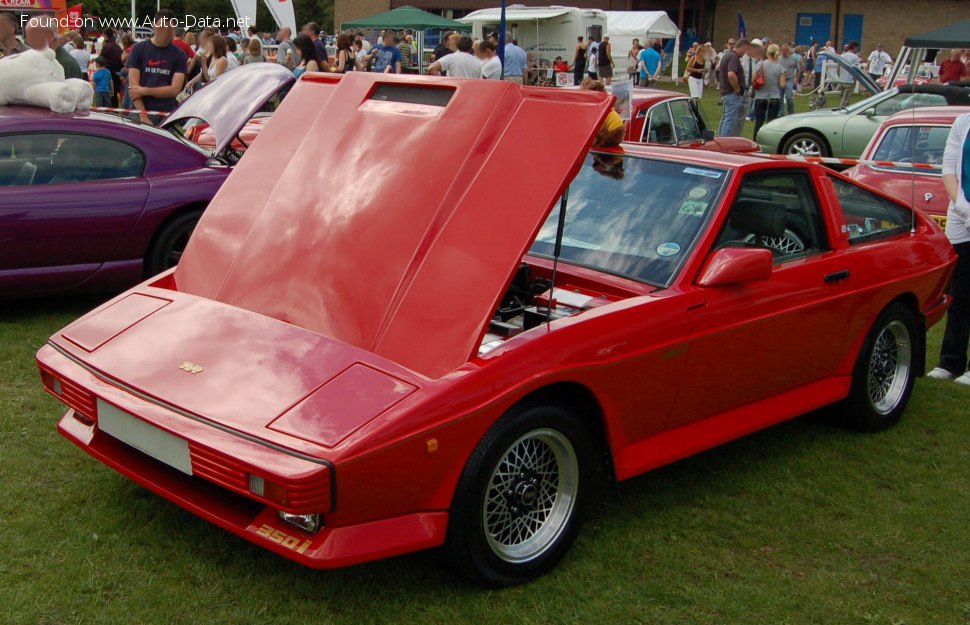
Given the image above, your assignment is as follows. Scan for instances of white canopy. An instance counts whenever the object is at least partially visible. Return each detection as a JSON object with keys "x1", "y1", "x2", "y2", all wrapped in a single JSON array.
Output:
[
  {"x1": 461, "y1": 6, "x2": 573, "y2": 22},
  {"x1": 604, "y1": 11, "x2": 679, "y2": 38},
  {"x1": 605, "y1": 11, "x2": 681, "y2": 80}
]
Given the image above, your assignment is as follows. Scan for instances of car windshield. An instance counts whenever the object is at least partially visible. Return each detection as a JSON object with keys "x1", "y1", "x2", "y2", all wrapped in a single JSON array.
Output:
[
  {"x1": 848, "y1": 90, "x2": 948, "y2": 116},
  {"x1": 871, "y1": 125, "x2": 948, "y2": 174},
  {"x1": 529, "y1": 153, "x2": 728, "y2": 287}
]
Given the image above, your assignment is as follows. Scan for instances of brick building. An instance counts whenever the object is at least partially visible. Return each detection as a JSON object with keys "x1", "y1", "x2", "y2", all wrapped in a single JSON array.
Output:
[
  {"x1": 711, "y1": 0, "x2": 970, "y2": 56},
  {"x1": 335, "y1": 0, "x2": 970, "y2": 58}
]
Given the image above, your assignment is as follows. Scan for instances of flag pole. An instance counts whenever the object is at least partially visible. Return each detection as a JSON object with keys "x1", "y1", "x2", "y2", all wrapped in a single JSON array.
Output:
[{"x1": 498, "y1": 0, "x2": 506, "y2": 77}]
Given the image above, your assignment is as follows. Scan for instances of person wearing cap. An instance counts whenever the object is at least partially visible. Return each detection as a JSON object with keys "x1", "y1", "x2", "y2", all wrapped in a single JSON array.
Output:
[{"x1": 867, "y1": 43, "x2": 892, "y2": 84}]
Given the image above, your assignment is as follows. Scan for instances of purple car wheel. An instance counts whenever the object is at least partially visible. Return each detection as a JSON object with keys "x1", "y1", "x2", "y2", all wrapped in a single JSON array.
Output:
[{"x1": 146, "y1": 210, "x2": 203, "y2": 276}]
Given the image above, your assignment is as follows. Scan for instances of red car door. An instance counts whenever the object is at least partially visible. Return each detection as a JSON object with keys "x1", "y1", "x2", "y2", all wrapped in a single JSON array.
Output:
[
  {"x1": 668, "y1": 168, "x2": 858, "y2": 429},
  {"x1": 0, "y1": 133, "x2": 150, "y2": 295}
]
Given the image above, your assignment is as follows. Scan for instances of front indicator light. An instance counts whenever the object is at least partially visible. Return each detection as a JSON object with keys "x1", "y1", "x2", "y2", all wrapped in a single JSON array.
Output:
[
  {"x1": 279, "y1": 511, "x2": 321, "y2": 534},
  {"x1": 247, "y1": 474, "x2": 289, "y2": 506}
]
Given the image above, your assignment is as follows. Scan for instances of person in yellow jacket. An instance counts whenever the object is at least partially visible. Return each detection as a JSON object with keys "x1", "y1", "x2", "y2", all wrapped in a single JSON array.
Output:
[{"x1": 581, "y1": 79, "x2": 625, "y2": 147}]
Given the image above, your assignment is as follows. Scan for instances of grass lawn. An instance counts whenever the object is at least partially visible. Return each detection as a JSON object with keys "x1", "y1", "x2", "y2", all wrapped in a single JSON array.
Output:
[
  {"x1": 653, "y1": 77, "x2": 864, "y2": 142},
  {"x1": 1, "y1": 293, "x2": 968, "y2": 625}
]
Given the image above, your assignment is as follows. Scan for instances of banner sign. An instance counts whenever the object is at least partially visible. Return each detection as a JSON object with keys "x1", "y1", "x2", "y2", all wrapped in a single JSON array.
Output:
[
  {"x1": 610, "y1": 79, "x2": 633, "y2": 121},
  {"x1": 0, "y1": 0, "x2": 56, "y2": 8},
  {"x1": 66, "y1": 3, "x2": 81, "y2": 28},
  {"x1": 263, "y1": 0, "x2": 296, "y2": 35}
]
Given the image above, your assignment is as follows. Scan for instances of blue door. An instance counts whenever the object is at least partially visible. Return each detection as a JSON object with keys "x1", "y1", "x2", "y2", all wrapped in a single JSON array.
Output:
[
  {"x1": 842, "y1": 14, "x2": 863, "y2": 48},
  {"x1": 795, "y1": 13, "x2": 832, "y2": 46}
]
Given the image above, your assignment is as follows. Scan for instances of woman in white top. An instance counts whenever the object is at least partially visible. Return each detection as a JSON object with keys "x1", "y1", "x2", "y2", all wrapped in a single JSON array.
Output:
[
  {"x1": 626, "y1": 38, "x2": 640, "y2": 82},
  {"x1": 927, "y1": 111, "x2": 970, "y2": 385},
  {"x1": 203, "y1": 35, "x2": 230, "y2": 81}
]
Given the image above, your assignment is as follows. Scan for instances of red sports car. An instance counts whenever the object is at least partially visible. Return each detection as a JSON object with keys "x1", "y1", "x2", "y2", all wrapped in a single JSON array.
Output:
[
  {"x1": 844, "y1": 106, "x2": 970, "y2": 230},
  {"x1": 37, "y1": 73, "x2": 956, "y2": 587},
  {"x1": 625, "y1": 88, "x2": 762, "y2": 153}
]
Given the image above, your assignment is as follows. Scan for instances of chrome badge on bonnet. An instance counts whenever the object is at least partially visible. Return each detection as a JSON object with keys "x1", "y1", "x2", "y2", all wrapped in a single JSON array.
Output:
[{"x1": 179, "y1": 361, "x2": 204, "y2": 375}]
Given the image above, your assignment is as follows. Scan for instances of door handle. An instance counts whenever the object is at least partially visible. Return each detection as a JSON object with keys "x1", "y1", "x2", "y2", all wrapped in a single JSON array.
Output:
[{"x1": 824, "y1": 269, "x2": 851, "y2": 283}]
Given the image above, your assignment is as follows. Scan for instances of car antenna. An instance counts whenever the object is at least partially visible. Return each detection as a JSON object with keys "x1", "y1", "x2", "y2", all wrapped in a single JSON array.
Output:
[
  {"x1": 909, "y1": 88, "x2": 917, "y2": 235},
  {"x1": 546, "y1": 190, "x2": 569, "y2": 326}
]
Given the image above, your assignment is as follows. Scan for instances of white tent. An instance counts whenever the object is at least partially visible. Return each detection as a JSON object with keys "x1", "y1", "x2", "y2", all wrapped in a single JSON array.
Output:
[{"x1": 604, "y1": 11, "x2": 681, "y2": 80}]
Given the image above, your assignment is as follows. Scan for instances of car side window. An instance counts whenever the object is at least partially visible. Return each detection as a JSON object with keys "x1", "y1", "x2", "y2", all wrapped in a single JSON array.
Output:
[
  {"x1": 0, "y1": 133, "x2": 145, "y2": 187},
  {"x1": 871, "y1": 125, "x2": 948, "y2": 173},
  {"x1": 829, "y1": 176, "x2": 911, "y2": 244},
  {"x1": 645, "y1": 103, "x2": 675, "y2": 145},
  {"x1": 872, "y1": 92, "x2": 946, "y2": 117},
  {"x1": 668, "y1": 99, "x2": 703, "y2": 143},
  {"x1": 714, "y1": 170, "x2": 829, "y2": 262}
]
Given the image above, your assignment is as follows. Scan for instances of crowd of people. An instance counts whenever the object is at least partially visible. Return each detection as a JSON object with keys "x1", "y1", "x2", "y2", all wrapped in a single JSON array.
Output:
[{"x1": 6, "y1": 8, "x2": 970, "y2": 138}]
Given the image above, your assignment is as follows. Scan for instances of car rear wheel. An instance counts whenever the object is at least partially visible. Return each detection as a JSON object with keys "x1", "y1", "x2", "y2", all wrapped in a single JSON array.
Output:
[
  {"x1": 838, "y1": 303, "x2": 917, "y2": 432},
  {"x1": 146, "y1": 209, "x2": 203, "y2": 276},
  {"x1": 782, "y1": 132, "x2": 829, "y2": 158},
  {"x1": 445, "y1": 401, "x2": 594, "y2": 587}
]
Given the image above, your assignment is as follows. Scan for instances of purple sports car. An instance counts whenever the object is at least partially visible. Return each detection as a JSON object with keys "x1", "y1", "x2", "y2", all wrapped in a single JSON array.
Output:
[{"x1": 0, "y1": 63, "x2": 294, "y2": 297}]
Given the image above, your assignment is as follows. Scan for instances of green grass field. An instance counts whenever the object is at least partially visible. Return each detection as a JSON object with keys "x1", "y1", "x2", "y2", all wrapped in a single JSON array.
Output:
[
  {"x1": 655, "y1": 76, "x2": 860, "y2": 141},
  {"x1": 0, "y1": 78, "x2": 961, "y2": 625},
  {"x1": 1, "y1": 292, "x2": 968, "y2": 625}
]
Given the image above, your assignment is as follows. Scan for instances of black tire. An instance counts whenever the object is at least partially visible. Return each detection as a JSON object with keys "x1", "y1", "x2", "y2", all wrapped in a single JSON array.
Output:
[
  {"x1": 837, "y1": 303, "x2": 918, "y2": 432},
  {"x1": 145, "y1": 209, "x2": 203, "y2": 276},
  {"x1": 444, "y1": 401, "x2": 595, "y2": 587},
  {"x1": 781, "y1": 131, "x2": 830, "y2": 157}
]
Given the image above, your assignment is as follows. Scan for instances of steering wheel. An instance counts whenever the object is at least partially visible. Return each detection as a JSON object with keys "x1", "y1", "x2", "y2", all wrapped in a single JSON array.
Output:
[{"x1": 744, "y1": 229, "x2": 807, "y2": 258}]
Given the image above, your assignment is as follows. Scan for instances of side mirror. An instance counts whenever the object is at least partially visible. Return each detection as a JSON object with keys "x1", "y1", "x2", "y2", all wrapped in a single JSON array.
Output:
[
  {"x1": 697, "y1": 247, "x2": 774, "y2": 287},
  {"x1": 702, "y1": 129, "x2": 716, "y2": 141},
  {"x1": 865, "y1": 108, "x2": 877, "y2": 118}
]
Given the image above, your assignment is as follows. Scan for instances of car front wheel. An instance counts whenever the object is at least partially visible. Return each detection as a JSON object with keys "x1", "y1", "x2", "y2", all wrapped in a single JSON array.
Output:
[
  {"x1": 839, "y1": 303, "x2": 917, "y2": 432},
  {"x1": 445, "y1": 402, "x2": 594, "y2": 587},
  {"x1": 782, "y1": 131, "x2": 829, "y2": 158}
]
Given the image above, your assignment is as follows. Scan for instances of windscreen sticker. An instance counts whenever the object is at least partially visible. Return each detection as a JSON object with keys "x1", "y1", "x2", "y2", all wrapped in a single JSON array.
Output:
[
  {"x1": 678, "y1": 199, "x2": 709, "y2": 216},
  {"x1": 687, "y1": 186, "x2": 711, "y2": 199},
  {"x1": 683, "y1": 167, "x2": 723, "y2": 179},
  {"x1": 656, "y1": 242, "x2": 682, "y2": 257}
]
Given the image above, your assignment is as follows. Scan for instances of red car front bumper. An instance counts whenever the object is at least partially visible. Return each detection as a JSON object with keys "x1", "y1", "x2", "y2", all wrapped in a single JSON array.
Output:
[{"x1": 40, "y1": 345, "x2": 448, "y2": 569}]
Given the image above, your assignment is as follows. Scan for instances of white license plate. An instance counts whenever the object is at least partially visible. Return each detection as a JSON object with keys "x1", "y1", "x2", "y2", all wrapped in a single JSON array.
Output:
[{"x1": 97, "y1": 399, "x2": 193, "y2": 475}]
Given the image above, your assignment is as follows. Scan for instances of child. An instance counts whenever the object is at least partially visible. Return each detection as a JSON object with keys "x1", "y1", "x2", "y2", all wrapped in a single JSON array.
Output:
[{"x1": 90, "y1": 56, "x2": 113, "y2": 108}]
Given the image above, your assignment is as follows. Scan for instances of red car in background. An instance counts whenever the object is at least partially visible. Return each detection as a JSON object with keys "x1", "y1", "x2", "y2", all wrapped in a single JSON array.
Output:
[
  {"x1": 844, "y1": 106, "x2": 970, "y2": 229},
  {"x1": 38, "y1": 74, "x2": 955, "y2": 587},
  {"x1": 625, "y1": 88, "x2": 761, "y2": 153}
]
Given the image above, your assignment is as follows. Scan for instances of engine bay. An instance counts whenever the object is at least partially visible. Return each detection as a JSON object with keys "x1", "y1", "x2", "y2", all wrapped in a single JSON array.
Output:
[{"x1": 478, "y1": 261, "x2": 624, "y2": 356}]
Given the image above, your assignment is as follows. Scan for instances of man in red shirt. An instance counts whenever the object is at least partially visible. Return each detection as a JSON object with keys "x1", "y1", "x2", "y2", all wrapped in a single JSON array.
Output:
[
  {"x1": 172, "y1": 27, "x2": 197, "y2": 75},
  {"x1": 939, "y1": 48, "x2": 968, "y2": 84}
]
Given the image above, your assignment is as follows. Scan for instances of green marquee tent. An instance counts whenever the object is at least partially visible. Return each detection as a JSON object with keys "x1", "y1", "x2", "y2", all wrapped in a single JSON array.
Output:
[
  {"x1": 341, "y1": 6, "x2": 468, "y2": 32},
  {"x1": 904, "y1": 20, "x2": 970, "y2": 48}
]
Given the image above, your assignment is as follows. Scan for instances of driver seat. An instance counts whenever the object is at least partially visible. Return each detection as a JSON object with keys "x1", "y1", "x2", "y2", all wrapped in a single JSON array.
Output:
[{"x1": 724, "y1": 198, "x2": 788, "y2": 252}]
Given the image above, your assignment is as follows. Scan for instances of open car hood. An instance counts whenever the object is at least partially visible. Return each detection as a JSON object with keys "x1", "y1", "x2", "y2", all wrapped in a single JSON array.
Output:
[
  {"x1": 819, "y1": 51, "x2": 881, "y2": 95},
  {"x1": 161, "y1": 63, "x2": 294, "y2": 155},
  {"x1": 174, "y1": 73, "x2": 612, "y2": 378}
]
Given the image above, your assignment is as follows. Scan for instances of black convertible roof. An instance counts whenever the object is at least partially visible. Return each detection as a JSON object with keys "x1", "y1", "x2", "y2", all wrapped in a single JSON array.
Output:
[{"x1": 898, "y1": 83, "x2": 970, "y2": 106}]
